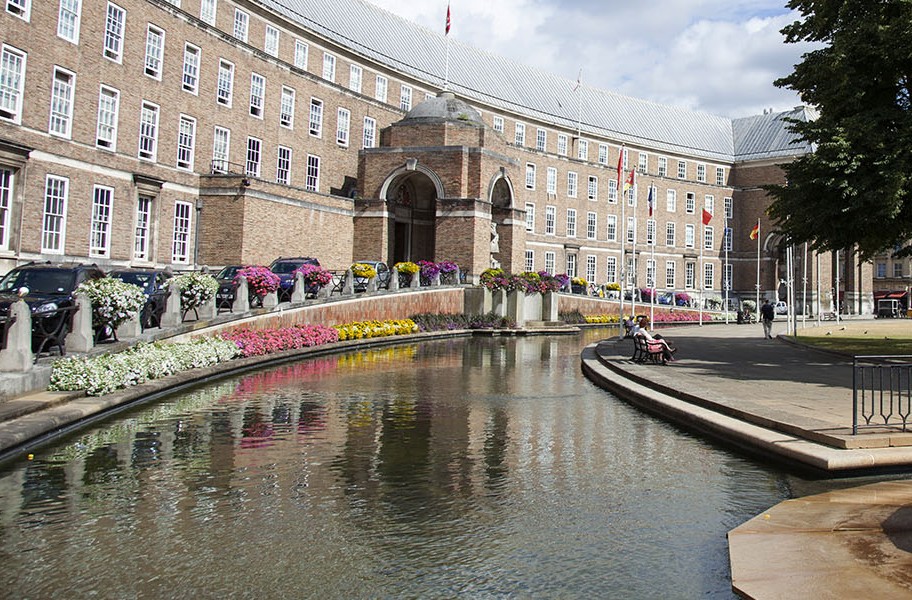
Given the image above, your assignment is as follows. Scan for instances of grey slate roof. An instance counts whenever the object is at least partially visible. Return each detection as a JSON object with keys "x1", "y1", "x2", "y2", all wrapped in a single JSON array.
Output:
[
  {"x1": 731, "y1": 106, "x2": 817, "y2": 162},
  {"x1": 259, "y1": 0, "x2": 810, "y2": 164}
]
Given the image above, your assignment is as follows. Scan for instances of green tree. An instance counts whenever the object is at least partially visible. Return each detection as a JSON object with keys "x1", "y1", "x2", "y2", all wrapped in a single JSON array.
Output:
[{"x1": 768, "y1": 0, "x2": 912, "y2": 260}]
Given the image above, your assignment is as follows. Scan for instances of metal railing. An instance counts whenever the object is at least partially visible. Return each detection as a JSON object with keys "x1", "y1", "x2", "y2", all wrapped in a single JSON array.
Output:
[{"x1": 853, "y1": 355, "x2": 912, "y2": 434}]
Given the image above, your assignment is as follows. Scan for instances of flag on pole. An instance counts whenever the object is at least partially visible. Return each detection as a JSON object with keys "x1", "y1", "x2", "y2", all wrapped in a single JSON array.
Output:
[
  {"x1": 616, "y1": 146, "x2": 624, "y2": 192},
  {"x1": 572, "y1": 68, "x2": 581, "y2": 92},
  {"x1": 702, "y1": 208, "x2": 712, "y2": 225},
  {"x1": 749, "y1": 220, "x2": 760, "y2": 240},
  {"x1": 647, "y1": 185, "x2": 654, "y2": 217},
  {"x1": 624, "y1": 168, "x2": 636, "y2": 193},
  {"x1": 445, "y1": 3, "x2": 451, "y2": 35}
]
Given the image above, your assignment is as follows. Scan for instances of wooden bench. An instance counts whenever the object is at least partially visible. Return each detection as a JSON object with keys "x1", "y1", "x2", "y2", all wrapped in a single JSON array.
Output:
[{"x1": 631, "y1": 334, "x2": 665, "y2": 364}]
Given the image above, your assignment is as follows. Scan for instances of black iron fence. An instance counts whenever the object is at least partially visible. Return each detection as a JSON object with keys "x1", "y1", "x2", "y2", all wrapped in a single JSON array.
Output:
[{"x1": 853, "y1": 355, "x2": 912, "y2": 434}]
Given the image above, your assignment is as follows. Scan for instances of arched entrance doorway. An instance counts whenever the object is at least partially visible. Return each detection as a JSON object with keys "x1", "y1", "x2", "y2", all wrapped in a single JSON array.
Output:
[
  {"x1": 384, "y1": 169, "x2": 440, "y2": 264},
  {"x1": 487, "y1": 171, "x2": 516, "y2": 271}
]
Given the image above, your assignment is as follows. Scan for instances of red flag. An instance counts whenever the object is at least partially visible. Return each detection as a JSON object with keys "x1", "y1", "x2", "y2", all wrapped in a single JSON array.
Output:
[
  {"x1": 445, "y1": 3, "x2": 451, "y2": 35},
  {"x1": 624, "y1": 168, "x2": 636, "y2": 193},
  {"x1": 616, "y1": 146, "x2": 624, "y2": 192},
  {"x1": 749, "y1": 221, "x2": 760, "y2": 240},
  {"x1": 702, "y1": 208, "x2": 712, "y2": 225}
]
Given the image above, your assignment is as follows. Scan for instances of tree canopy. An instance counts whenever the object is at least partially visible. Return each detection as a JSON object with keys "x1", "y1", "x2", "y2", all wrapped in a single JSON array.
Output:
[{"x1": 768, "y1": 0, "x2": 912, "y2": 260}]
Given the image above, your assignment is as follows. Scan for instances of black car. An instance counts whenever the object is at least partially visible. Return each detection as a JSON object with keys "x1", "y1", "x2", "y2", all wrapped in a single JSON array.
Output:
[
  {"x1": 0, "y1": 262, "x2": 106, "y2": 352},
  {"x1": 269, "y1": 257, "x2": 320, "y2": 302},
  {"x1": 215, "y1": 265, "x2": 245, "y2": 312},
  {"x1": 108, "y1": 268, "x2": 172, "y2": 329}
]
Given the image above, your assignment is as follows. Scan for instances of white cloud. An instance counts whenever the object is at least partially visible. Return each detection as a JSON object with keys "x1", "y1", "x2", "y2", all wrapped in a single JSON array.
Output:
[{"x1": 363, "y1": 0, "x2": 817, "y2": 118}]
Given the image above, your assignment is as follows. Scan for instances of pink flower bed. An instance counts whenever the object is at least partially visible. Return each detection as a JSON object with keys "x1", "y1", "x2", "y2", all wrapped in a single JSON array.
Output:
[{"x1": 221, "y1": 324, "x2": 340, "y2": 357}]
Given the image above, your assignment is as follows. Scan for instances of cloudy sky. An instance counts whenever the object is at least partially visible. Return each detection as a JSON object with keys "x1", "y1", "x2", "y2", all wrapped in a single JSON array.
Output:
[{"x1": 363, "y1": 0, "x2": 819, "y2": 118}]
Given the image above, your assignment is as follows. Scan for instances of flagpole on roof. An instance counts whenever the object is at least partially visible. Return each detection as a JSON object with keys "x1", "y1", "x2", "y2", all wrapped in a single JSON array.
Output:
[
  {"x1": 618, "y1": 145, "x2": 626, "y2": 338},
  {"x1": 443, "y1": 2, "x2": 451, "y2": 90}
]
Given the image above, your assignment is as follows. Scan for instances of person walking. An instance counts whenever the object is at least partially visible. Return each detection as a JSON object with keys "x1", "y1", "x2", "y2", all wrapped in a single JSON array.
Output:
[{"x1": 760, "y1": 299, "x2": 775, "y2": 339}]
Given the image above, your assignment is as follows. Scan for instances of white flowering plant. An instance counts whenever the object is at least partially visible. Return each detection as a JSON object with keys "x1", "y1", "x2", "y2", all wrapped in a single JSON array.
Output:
[
  {"x1": 163, "y1": 272, "x2": 219, "y2": 313},
  {"x1": 49, "y1": 337, "x2": 240, "y2": 396},
  {"x1": 76, "y1": 277, "x2": 147, "y2": 332}
]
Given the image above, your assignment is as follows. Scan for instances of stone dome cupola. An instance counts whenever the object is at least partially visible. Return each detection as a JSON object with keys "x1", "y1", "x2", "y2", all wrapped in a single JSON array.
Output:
[{"x1": 401, "y1": 92, "x2": 485, "y2": 126}]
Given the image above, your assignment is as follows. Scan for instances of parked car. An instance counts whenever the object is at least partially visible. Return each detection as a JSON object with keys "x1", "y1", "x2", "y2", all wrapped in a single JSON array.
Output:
[
  {"x1": 107, "y1": 268, "x2": 172, "y2": 329},
  {"x1": 0, "y1": 261, "x2": 106, "y2": 351},
  {"x1": 269, "y1": 257, "x2": 320, "y2": 302},
  {"x1": 214, "y1": 265, "x2": 246, "y2": 311},
  {"x1": 775, "y1": 301, "x2": 788, "y2": 315},
  {"x1": 351, "y1": 261, "x2": 390, "y2": 292}
]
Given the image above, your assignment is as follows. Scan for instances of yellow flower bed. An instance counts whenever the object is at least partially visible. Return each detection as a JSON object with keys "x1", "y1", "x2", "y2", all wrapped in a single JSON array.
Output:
[
  {"x1": 334, "y1": 318, "x2": 419, "y2": 341},
  {"x1": 585, "y1": 314, "x2": 621, "y2": 324}
]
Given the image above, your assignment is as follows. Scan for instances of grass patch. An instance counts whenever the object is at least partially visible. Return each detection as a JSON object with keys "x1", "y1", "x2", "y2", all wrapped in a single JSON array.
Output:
[{"x1": 796, "y1": 321, "x2": 912, "y2": 356}]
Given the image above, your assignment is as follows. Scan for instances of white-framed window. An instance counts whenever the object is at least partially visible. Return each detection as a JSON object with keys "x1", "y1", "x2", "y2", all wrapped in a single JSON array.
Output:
[
  {"x1": 175, "y1": 114, "x2": 196, "y2": 170},
  {"x1": 723, "y1": 226, "x2": 732, "y2": 251},
  {"x1": 895, "y1": 262, "x2": 904, "y2": 278},
  {"x1": 309, "y1": 97, "x2": 323, "y2": 137},
  {"x1": 566, "y1": 254, "x2": 577, "y2": 278},
  {"x1": 0, "y1": 45, "x2": 26, "y2": 123},
  {"x1": 544, "y1": 251, "x2": 555, "y2": 275},
  {"x1": 557, "y1": 133, "x2": 568, "y2": 156},
  {"x1": 216, "y1": 59, "x2": 234, "y2": 106},
  {"x1": 696, "y1": 163, "x2": 706, "y2": 182},
  {"x1": 716, "y1": 167, "x2": 726, "y2": 186},
  {"x1": 138, "y1": 101, "x2": 159, "y2": 161},
  {"x1": 666, "y1": 189, "x2": 676, "y2": 212},
  {"x1": 704, "y1": 225, "x2": 714, "y2": 250},
  {"x1": 144, "y1": 25, "x2": 165, "y2": 79},
  {"x1": 233, "y1": 8, "x2": 248, "y2": 42},
  {"x1": 400, "y1": 85, "x2": 412, "y2": 111},
  {"x1": 103, "y1": 2, "x2": 125, "y2": 62},
  {"x1": 677, "y1": 160, "x2": 686, "y2": 179},
  {"x1": 665, "y1": 261, "x2": 676, "y2": 289},
  {"x1": 704, "y1": 262, "x2": 714, "y2": 289},
  {"x1": 363, "y1": 117, "x2": 376, "y2": 148},
  {"x1": 375, "y1": 75, "x2": 387, "y2": 102},
  {"x1": 724, "y1": 263, "x2": 733, "y2": 291},
  {"x1": 6, "y1": 0, "x2": 29, "y2": 20},
  {"x1": 685, "y1": 192, "x2": 695, "y2": 214},
  {"x1": 199, "y1": 0, "x2": 216, "y2": 25},
  {"x1": 276, "y1": 145, "x2": 292, "y2": 185},
  {"x1": 625, "y1": 257, "x2": 634, "y2": 287},
  {"x1": 606, "y1": 257, "x2": 617, "y2": 284},
  {"x1": 638, "y1": 152, "x2": 648, "y2": 174},
  {"x1": 133, "y1": 195, "x2": 152, "y2": 261},
  {"x1": 622, "y1": 147, "x2": 629, "y2": 170},
  {"x1": 0, "y1": 168, "x2": 12, "y2": 250},
  {"x1": 42, "y1": 175, "x2": 68, "y2": 253},
  {"x1": 279, "y1": 86, "x2": 295, "y2": 128},
  {"x1": 294, "y1": 40, "x2": 308, "y2": 69},
  {"x1": 685, "y1": 224, "x2": 695, "y2": 248},
  {"x1": 57, "y1": 0, "x2": 81, "y2": 43},
  {"x1": 578, "y1": 139, "x2": 588, "y2": 161},
  {"x1": 264, "y1": 25, "x2": 279, "y2": 57},
  {"x1": 305, "y1": 154, "x2": 320, "y2": 192},
  {"x1": 566, "y1": 208, "x2": 577, "y2": 237},
  {"x1": 525, "y1": 163, "x2": 536, "y2": 190},
  {"x1": 587, "y1": 176, "x2": 598, "y2": 201},
  {"x1": 349, "y1": 64, "x2": 362, "y2": 93},
  {"x1": 336, "y1": 107, "x2": 350, "y2": 146},
  {"x1": 322, "y1": 53, "x2": 336, "y2": 82},
  {"x1": 665, "y1": 222, "x2": 675, "y2": 247},
  {"x1": 182, "y1": 43, "x2": 200, "y2": 94},
  {"x1": 627, "y1": 184, "x2": 636, "y2": 207},
  {"x1": 211, "y1": 125, "x2": 230, "y2": 173},
  {"x1": 536, "y1": 128, "x2": 546, "y2": 152},
  {"x1": 646, "y1": 259, "x2": 656, "y2": 288},
  {"x1": 608, "y1": 179, "x2": 617, "y2": 204},
  {"x1": 545, "y1": 205, "x2": 556, "y2": 235},
  {"x1": 626, "y1": 216, "x2": 635, "y2": 243},
  {"x1": 245, "y1": 136, "x2": 261, "y2": 177},
  {"x1": 705, "y1": 194, "x2": 715, "y2": 216},
  {"x1": 525, "y1": 203, "x2": 535, "y2": 232},
  {"x1": 48, "y1": 67, "x2": 75, "y2": 138},
  {"x1": 587, "y1": 211, "x2": 597, "y2": 240},
  {"x1": 646, "y1": 219, "x2": 656, "y2": 245},
  {"x1": 567, "y1": 171, "x2": 578, "y2": 198},
  {"x1": 876, "y1": 263, "x2": 887, "y2": 278},
  {"x1": 685, "y1": 262, "x2": 695, "y2": 289},
  {"x1": 249, "y1": 72, "x2": 265, "y2": 118},
  {"x1": 724, "y1": 196, "x2": 733, "y2": 220},
  {"x1": 514, "y1": 122, "x2": 525, "y2": 146},
  {"x1": 492, "y1": 116, "x2": 504, "y2": 133},
  {"x1": 586, "y1": 255, "x2": 597, "y2": 284},
  {"x1": 546, "y1": 167, "x2": 557, "y2": 195},
  {"x1": 606, "y1": 214, "x2": 617, "y2": 242},
  {"x1": 89, "y1": 185, "x2": 113, "y2": 257},
  {"x1": 172, "y1": 201, "x2": 192, "y2": 264},
  {"x1": 525, "y1": 250, "x2": 534, "y2": 272},
  {"x1": 598, "y1": 143, "x2": 608, "y2": 165},
  {"x1": 657, "y1": 156, "x2": 667, "y2": 177}
]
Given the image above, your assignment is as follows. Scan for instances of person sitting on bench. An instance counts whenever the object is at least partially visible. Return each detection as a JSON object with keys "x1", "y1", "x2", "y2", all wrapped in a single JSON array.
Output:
[{"x1": 633, "y1": 316, "x2": 677, "y2": 363}]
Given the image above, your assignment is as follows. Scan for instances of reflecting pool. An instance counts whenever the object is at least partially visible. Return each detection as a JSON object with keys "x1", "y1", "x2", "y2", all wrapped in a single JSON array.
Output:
[{"x1": 0, "y1": 331, "x2": 883, "y2": 598}]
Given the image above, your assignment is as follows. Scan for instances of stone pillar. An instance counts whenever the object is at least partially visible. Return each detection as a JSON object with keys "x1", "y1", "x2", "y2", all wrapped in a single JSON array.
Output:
[
  {"x1": 343, "y1": 269, "x2": 354, "y2": 295},
  {"x1": 542, "y1": 291, "x2": 559, "y2": 321},
  {"x1": 409, "y1": 271, "x2": 420, "y2": 289},
  {"x1": 291, "y1": 272, "x2": 307, "y2": 303},
  {"x1": 116, "y1": 311, "x2": 141, "y2": 339},
  {"x1": 491, "y1": 288, "x2": 507, "y2": 317},
  {"x1": 431, "y1": 272, "x2": 441, "y2": 287},
  {"x1": 0, "y1": 300, "x2": 32, "y2": 371},
  {"x1": 318, "y1": 280, "x2": 331, "y2": 299},
  {"x1": 367, "y1": 276, "x2": 378, "y2": 293},
  {"x1": 160, "y1": 284, "x2": 182, "y2": 328},
  {"x1": 524, "y1": 292, "x2": 542, "y2": 322},
  {"x1": 232, "y1": 276, "x2": 249, "y2": 313},
  {"x1": 464, "y1": 287, "x2": 486, "y2": 316},
  {"x1": 506, "y1": 290, "x2": 525, "y2": 327},
  {"x1": 262, "y1": 291, "x2": 278, "y2": 308},
  {"x1": 197, "y1": 296, "x2": 216, "y2": 320},
  {"x1": 453, "y1": 267, "x2": 461, "y2": 286},
  {"x1": 66, "y1": 293, "x2": 94, "y2": 353},
  {"x1": 389, "y1": 268, "x2": 400, "y2": 291}
]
